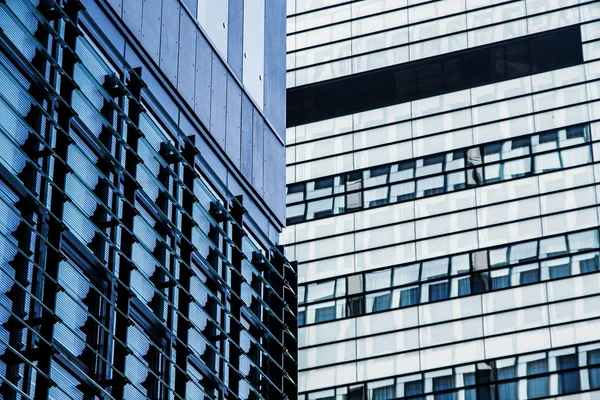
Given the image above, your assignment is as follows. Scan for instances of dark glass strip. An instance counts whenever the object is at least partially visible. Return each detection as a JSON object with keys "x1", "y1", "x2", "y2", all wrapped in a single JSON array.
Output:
[{"x1": 287, "y1": 26, "x2": 583, "y2": 128}]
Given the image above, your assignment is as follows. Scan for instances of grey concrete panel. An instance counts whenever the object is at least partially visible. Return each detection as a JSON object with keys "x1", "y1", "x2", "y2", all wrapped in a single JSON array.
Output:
[
  {"x1": 141, "y1": 0, "x2": 162, "y2": 63},
  {"x1": 159, "y1": 0, "x2": 180, "y2": 85},
  {"x1": 225, "y1": 75, "x2": 242, "y2": 168},
  {"x1": 240, "y1": 92, "x2": 253, "y2": 181},
  {"x1": 210, "y1": 55, "x2": 227, "y2": 149},
  {"x1": 194, "y1": 30, "x2": 212, "y2": 128},
  {"x1": 106, "y1": 0, "x2": 123, "y2": 18},
  {"x1": 263, "y1": 124, "x2": 285, "y2": 222},
  {"x1": 252, "y1": 108, "x2": 264, "y2": 196},
  {"x1": 180, "y1": 0, "x2": 198, "y2": 14},
  {"x1": 178, "y1": 11, "x2": 197, "y2": 107},
  {"x1": 263, "y1": 0, "x2": 286, "y2": 138},
  {"x1": 122, "y1": 0, "x2": 143, "y2": 39},
  {"x1": 227, "y1": 0, "x2": 243, "y2": 80}
]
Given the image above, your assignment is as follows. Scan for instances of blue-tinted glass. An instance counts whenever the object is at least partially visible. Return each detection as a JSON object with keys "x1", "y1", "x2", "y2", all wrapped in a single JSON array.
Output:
[
  {"x1": 433, "y1": 376, "x2": 455, "y2": 400},
  {"x1": 557, "y1": 354, "x2": 580, "y2": 394},
  {"x1": 405, "y1": 380, "x2": 423, "y2": 399},
  {"x1": 580, "y1": 255, "x2": 600, "y2": 273},
  {"x1": 549, "y1": 263, "x2": 570, "y2": 279},
  {"x1": 315, "y1": 306, "x2": 336, "y2": 323},
  {"x1": 527, "y1": 359, "x2": 549, "y2": 399},
  {"x1": 298, "y1": 310, "x2": 306, "y2": 326},
  {"x1": 429, "y1": 281, "x2": 449, "y2": 301},
  {"x1": 588, "y1": 350, "x2": 600, "y2": 389},
  {"x1": 372, "y1": 293, "x2": 392, "y2": 312},
  {"x1": 458, "y1": 277, "x2": 471, "y2": 296},
  {"x1": 497, "y1": 365, "x2": 518, "y2": 400},
  {"x1": 463, "y1": 372, "x2": 476, "y2": 400},
  {"x1": 400, "y1": 288, "x2": 419, "y2": 307},
  {"x1": 371, "y1": 385, "x2": 395, "y2": 400},
  {"x1": 520, "y1": 269, "x2": 540, "y2": 285},
  {"x1": 492, "y1": 274, "x2": 510, "y2": 290}
]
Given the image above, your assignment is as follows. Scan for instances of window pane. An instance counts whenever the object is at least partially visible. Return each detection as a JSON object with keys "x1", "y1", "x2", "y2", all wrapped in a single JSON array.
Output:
[
  {"x1": 588, "y1": 350, "x2": 600, "y2": 389},
  {"x1": 366, "y1": 291, "x2": 392, "y2": 312},
  {"x1": 557, "y1": 354, "x2": 580, "y2": 394},
  {"x1": 497, "y1": 365, "x2": 518, "y2": 400},
  {"x1": 427, "y1": 281, "x2": 450, "y2": 302},
  {"x1": 366, "y1": 270, "x2": 392, "y2": 291},
  {"x1": 400, "y1": 286, "x2": 420, "y2": 307},
  {"x1": 307, "y1": 280, "x2": 336, "y2": 302},
  {"x1": 433, "y1": 376, "x2": 455, "y2": 400},
  {"x1": 405, "y1": 380, "x2": 424, "y2": 399},
  {"x1": 394, "y1": 264, "x2": 420, "y2": 286},
  {"x1": 526, "y1": 359, "x2": 549, "y2": 399}
]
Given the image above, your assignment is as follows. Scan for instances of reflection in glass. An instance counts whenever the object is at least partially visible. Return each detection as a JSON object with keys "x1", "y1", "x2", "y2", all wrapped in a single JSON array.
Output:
[
  {"x1": 404, "y1": 380, "x2": 424, "y2": 400},
  {"x1": 526, "y1": 359, "x2": 549, "y2": 399},
  {"x1": 433, "y1": 375, "x2": 455, "y2": 400},
  {"x1": 589, "y1": 350, "x2": 600, "y2": 389},
  {"x1": 497, "y1": 364, "x2": 518, "y2": 400},
  {"x1": 557, "y1": 354, "x2": 580, "y2": 394}
]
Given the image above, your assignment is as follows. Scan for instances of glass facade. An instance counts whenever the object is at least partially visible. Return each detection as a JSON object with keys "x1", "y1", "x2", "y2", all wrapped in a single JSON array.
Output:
[
  {"x1": 285, "y1": 0, "x2": 600, "y2": 399},
  {"x1": 0, "y1": 0, "x2": 295, "y2": 399}
]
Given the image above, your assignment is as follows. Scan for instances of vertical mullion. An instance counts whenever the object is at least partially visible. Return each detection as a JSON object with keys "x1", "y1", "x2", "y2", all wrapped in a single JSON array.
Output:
[
  {"x1": 3, "y1": 0, "x2": 55, "y2": 396},
  {"x1": 228, "y1": 195, "x2": 246, "y2": 398},
  {"x1": 111, "y1": 66, "x2": 144, "y2": 400},
  {"x1": 174, "y1": 138, "x2": 198, "y2": 398},
  {"x1": 35, "y1": 1, "x2": 83, "y2": 399}
]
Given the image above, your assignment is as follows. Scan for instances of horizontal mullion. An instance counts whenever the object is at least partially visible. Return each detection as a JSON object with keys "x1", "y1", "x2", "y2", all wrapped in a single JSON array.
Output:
[
  {"x1": 288, "y1": 154, "x2": 598, "y2": 247},
  {"x1": 287, "y1": 0, "x2": 587, "y2": 66},
  {"x1": 299, "y1": 246, "x2": 600, "y2": 312},
  {"x1": 287, "y1": 130, "x2": 591, "y2": 208},
  {"x1": 299, "y1": 339, "x2": 600, "y2": 395},
  {"x1": 293, "y1": 200, "x2": 600, "y2": 268},
  {"x1": 298, "y1": 312, "x2": 600, "y2": 372}
]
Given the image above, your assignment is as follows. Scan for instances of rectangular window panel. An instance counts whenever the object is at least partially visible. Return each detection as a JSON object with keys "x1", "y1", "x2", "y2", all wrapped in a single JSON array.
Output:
[
  {"x1": 526, "y1": 359, "x2": 549, "y2": 399},
  {"x1": 557, "y1": 354, "x2": 580, "y2": 394}
]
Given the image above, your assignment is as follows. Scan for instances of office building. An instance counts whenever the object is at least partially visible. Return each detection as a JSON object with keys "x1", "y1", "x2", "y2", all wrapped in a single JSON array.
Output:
[
  {"x1": 0, "y1": 0, "x2": 297, "y2": 399},
  {"x1": 284, "y1": 0, "x2": 600, "y2": 399}
]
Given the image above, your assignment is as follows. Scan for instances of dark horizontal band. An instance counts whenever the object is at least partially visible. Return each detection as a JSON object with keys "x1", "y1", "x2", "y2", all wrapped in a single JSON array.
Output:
[{"x1": 287, "y1": 25, "x2": 583, "y2": 128}]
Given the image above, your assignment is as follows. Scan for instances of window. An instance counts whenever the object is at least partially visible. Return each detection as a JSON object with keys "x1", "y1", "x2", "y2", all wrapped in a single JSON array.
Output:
[
  {"x1": 526, "y1": 359, "x2": 549, "y2": 399},
  {"x1": 400, "y1": 287, "x2": 420, "y2": 307},
  {"x1": 588, "y1": 350, "x2": 600, "y2": 389},
  {"x1": 491, "y1": 270, "x2": 510, "y2": 289},
  {"x1": 548, "y1": 260, "x2": 571, "y2": 279},
  {"x1": 519, "y1": 267, "x2": 540, "y2": 285},
  {"x1": 314, "y1": 305, "x2": 336, "y2": 322},
  {"x1": 428, "y1": 281, "x2": 450, "y2": 301},
  {"x1": 580, "y1": 254, "x2": 600, "y2": 273},
  {"x1": 368, "y1": 380, "x2": 395, "y2": 400},
  {"x1": 367, "y1": 291, "x2": 392, "y2": 312},
  {"x1": 497, "y1": 364, "x2": 518, "y2": 400},
  {"x1": 557, "y1": 354, "x2": 580, "y2": 394},
  {"x1": 463, "y1": 372, "x2": 476, "y2": 400},
  {"x1": 404, "y1": 380, "x2": 424, "y2": 399},
  {"x1": 433, "y1": 375, "x2": 456, "y2": 400}
]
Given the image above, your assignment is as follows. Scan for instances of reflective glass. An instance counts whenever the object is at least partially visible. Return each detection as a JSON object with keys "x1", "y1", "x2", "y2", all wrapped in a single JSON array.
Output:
[
  {"x1": 526, "y1": 359, "x2": 549, "y2": 399},
  {"x1": 557, "y1": 354, "x2": 580, "y2": 394}
]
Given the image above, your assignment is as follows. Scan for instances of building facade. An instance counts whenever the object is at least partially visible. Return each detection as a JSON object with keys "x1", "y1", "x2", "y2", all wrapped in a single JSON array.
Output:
[
  {"x1": 0, "y1": 0, "x2": 297, "y2": 399},
  {"x1": 284, "y1": 0, "x2": 600, "y2": 399}
]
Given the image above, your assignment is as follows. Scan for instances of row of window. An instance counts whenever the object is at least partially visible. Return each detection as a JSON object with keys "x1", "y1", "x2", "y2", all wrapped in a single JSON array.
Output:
[
  {"x1": 298, "y1": 228, "x2": 600, "y2": 326},
  {"x1": 287, "y1": 124, "x2": 591, "y2": 224},
  {"x1": 287, "y1": 0, "x2": 564, "y2": 66},
  {"x1": 300, "y1": 342, "x2": 600, "y2": 400}
]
